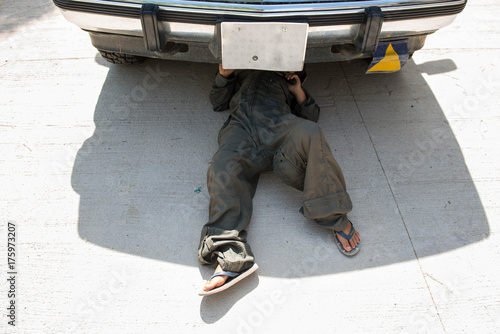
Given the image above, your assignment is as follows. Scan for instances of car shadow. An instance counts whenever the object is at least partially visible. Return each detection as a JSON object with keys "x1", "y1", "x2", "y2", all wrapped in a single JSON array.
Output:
[
  {"x1": 71, "y1": 55, "x2": 489, "y2": 302},
  {"x1": 0, "y1": 0, "x2": 55, "y2": 36}
]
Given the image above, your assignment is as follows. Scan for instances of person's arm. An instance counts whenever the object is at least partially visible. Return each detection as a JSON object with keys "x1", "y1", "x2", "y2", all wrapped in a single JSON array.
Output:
[
  {"x1": 209, "y1": 64, "x2": 237, "y2": 112},
  {"x1": 285, "y1": 73, "x2": 320, "y2": 122}
]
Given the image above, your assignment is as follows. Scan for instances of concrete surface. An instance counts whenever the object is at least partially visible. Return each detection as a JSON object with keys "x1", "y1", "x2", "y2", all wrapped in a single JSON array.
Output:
[{"x1": 1, "y1": 0, "x2": 499, "y2": 333}]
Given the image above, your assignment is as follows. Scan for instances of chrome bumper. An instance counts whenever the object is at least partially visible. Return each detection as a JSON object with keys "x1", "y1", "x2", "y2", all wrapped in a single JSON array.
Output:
[{"x1": 54, "y1": 0, "x2": 466, "y2": 62}]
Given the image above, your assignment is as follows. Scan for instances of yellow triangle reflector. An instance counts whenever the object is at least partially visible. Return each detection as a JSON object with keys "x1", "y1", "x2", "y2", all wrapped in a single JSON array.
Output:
[{"x1": 367, "y1": 43, "x2": 401, "y2": 73}]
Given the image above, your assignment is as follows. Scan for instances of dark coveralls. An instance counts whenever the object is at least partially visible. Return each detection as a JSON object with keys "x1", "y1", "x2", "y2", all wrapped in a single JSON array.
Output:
[{"x1": 198, "y1": 70, "x2": 352, "y2": 273}]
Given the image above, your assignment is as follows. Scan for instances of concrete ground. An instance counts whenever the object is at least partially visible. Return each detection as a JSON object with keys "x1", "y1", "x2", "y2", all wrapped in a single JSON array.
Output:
[{"x1": 1, "y1": 0, "x2": 499, "y2": 333}]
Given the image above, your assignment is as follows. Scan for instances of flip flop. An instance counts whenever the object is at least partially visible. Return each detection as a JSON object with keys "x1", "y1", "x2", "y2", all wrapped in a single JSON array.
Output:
[
  {"x1": 334, "y1": 222, "x2": 360, "y2": 256},
  {"x1": 198, "y1": 263, "x2": 259, "y2": 296}
]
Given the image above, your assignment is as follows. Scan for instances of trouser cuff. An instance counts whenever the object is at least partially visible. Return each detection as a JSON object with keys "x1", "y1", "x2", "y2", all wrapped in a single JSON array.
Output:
[
  {"x1": 300, "y1": 193, "x2": 352, "y2": 231},
  {"x1": 197, "y1": 227, "x2": 255, "y2": 273}
]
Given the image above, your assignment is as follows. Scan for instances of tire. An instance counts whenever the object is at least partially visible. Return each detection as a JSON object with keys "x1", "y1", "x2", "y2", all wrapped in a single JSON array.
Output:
[{"x1": 98, "y1": 50, "x2": 146, "y2": 65}]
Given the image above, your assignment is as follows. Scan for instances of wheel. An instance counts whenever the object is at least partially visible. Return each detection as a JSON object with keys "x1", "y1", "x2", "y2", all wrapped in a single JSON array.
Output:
[{"x1": 98, "y1": 50, "x2": 146, "y2": 65}]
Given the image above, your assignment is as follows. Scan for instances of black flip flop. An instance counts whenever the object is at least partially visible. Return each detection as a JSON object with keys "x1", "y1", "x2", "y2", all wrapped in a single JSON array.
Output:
[{"x1": 199, "y1": 263, "x2": 259, "y2": 296}]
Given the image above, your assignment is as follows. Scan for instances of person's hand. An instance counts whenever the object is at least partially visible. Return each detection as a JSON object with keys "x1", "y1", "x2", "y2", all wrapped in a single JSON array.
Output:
[
  {"x1": 219, "y1": 64, "x2": 235, "y2": 79},
  {"x1": 285, "y1": 73, "x2": 301, "y2": 92},
  {"x1": 285, "y1": 72, "x2": 306, "y2": 105}
]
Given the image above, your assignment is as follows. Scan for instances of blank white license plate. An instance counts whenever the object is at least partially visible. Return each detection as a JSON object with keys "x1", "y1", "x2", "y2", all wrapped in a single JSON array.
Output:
[{"x1": 221, "y1": 21, "x2": 308, "y2": 71}]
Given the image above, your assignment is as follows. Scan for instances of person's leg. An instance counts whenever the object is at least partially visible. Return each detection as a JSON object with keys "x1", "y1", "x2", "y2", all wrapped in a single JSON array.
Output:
[
  {"x1": 198, "y1": 121, "x2": 267, "y2": 290},
  {"x1": 272, "y1": 119, "x2": 360, "y2": 251}
]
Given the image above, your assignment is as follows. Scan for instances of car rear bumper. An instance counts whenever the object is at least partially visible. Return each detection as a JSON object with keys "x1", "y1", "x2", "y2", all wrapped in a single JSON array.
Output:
[{"x1": 53, "y1": 0, "x2": 466, "y2": 62}]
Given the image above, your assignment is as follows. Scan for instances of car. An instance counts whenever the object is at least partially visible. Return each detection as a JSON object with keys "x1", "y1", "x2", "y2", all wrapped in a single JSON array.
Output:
[{"x1": 53, "y1": 0, "x2": 467, "y2": 72}]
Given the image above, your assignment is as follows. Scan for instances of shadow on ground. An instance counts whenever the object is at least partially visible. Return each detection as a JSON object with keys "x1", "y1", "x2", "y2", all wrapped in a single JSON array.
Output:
[
  {"x1": 71, "y1": 56, "x2": 489, "y2": 283},
  {"x1": 0, "y1": 0, "x2": 56, "y2": 36}
]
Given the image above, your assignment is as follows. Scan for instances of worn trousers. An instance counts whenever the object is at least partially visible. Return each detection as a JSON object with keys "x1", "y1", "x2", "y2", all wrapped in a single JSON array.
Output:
[{"x1": 197, "y1": 115, "x2": 352, "y2": 273}]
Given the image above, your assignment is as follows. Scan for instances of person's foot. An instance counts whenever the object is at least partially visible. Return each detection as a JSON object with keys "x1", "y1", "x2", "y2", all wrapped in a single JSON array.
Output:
[
  {"x1": 336, "y1": 221, "x2": 360, "y2": 252},
  {"x1": 203, "y1": 265, "x2": 228, "y2": 291}
]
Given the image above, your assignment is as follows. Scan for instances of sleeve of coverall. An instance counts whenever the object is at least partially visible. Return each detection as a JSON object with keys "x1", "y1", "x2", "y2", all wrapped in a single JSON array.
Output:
[
  {"x1": 209, "y1": 72, "x2": 237, "y2": 111},
  {"x1": 293, "y1": 88, "x2": 320, "y2": 123}
]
